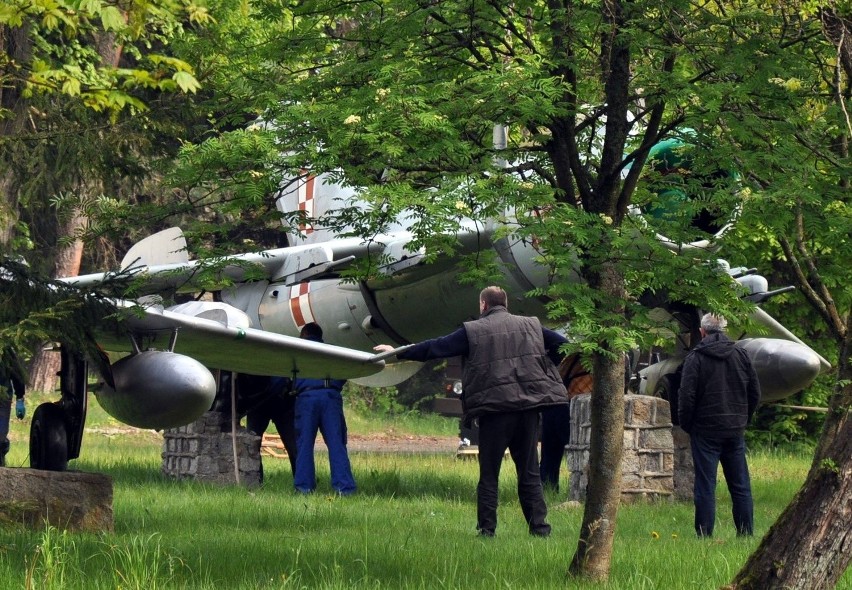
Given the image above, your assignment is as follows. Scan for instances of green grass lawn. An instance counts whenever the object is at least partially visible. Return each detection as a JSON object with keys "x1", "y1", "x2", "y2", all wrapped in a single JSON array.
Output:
[{"x1": 1, "y1": 392, "x2": 849, "y2": 589}]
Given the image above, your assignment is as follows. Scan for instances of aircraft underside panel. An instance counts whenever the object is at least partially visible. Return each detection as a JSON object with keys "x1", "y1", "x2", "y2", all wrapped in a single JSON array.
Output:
[
  {"x1": 251, "y1": 238, "x2": 556, "y2": 352},
  {"x1": 221, "y1": 282, "x2": 267, "y2": 328},
  {"x1": 369, "y1": 264, "x2": 551, "y2": 345}
]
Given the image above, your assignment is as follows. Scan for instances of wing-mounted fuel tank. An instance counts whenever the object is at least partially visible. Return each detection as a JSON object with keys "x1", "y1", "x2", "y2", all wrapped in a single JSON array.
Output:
[
  {"x1": 90, "y1": 302, "x2": 241, "y2": 429},
  {"x1": 640, "y1": 337, "x2": 825, "y2": 405},
  {"x1": 95, "y1": 350, "x2": 216, "y2": 430},
  {"x1": 737, "y1": 338, "x2": 824, "y2": 403}
]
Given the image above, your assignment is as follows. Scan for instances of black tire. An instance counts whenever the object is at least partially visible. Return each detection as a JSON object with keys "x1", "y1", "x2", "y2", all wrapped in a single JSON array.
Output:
[{"x1": 29, "y1": 403, "x2": 69, "y2": 471}]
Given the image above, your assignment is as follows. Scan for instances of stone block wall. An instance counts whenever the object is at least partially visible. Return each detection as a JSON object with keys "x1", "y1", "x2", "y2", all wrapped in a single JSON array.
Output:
[
  {"x1": 672, "y1": 426, "x2": 694, "y2": 500},
  {"x1": 567, "y1": 394, "x2": 675, "y2": 503},
  {"x1": 566, "y1": 395, "x2": 592, "y2": 501},
  {"x1": 162, "y1": 411, "x2": 262, "y2": 488}
]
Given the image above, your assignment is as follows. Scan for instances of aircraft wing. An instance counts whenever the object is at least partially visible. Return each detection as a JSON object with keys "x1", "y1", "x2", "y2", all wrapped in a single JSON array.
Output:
[
  {"x1": 60, "y1": 224, "x2": 496, "y2": 296},
  {"x1": 98, "y1": 302, "x2": 385, "y2": 380},
  {"x1": 62, "y1": 236, "x2": 369, "y2": 295}
]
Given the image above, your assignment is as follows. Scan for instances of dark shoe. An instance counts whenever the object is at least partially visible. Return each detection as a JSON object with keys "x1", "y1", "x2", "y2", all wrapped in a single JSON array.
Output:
[
  {"x1": 530, "y1": 525, "x2": 552, "y2": 537},
  {"x1": 477, "y1": 529, "x2": 495, "y2": 538}
]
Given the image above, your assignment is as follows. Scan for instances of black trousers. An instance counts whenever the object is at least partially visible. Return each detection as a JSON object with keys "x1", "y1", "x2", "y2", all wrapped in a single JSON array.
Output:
[
  {"x1": 247, "y1": 395, "x2": 298, "y2": 475},
  {"x1": 539, "y1": 404, "x2": 571, "y2": 490},
  {"x1": 477, "y1": 410, "x2": 550, "y2": 535}
]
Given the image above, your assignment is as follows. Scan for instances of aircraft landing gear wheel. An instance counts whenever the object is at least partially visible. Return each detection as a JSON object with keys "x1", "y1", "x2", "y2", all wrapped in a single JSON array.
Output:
[{"x1": 29, "y1": 403, "x2": 69, "y2": 471}]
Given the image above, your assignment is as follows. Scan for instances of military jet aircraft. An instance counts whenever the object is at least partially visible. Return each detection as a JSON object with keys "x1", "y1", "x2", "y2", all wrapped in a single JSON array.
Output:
[{"x1": 26, "y1": 144, "x2": 828, "y2": 471}]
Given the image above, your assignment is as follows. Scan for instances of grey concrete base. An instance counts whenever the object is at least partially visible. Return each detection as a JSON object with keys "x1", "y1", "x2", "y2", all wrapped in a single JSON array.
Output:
[
  {"x1": 672, "y1": 426, "x2": 694, "y2": 501},
  {"x1": 567, "y1": 394, "x2": 678, "y2": 503},
  {"x1": 0, "y1": 467, "x2": 113, "y2": 532},
  {"x1": 162, "y1": 411, "x2": 262, "y2": 488}
]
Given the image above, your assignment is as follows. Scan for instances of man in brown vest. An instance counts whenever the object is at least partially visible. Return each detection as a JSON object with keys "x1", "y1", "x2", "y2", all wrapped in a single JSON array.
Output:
[{"x1": 375, "y1": 286, "x2": 569, "y2": 537}]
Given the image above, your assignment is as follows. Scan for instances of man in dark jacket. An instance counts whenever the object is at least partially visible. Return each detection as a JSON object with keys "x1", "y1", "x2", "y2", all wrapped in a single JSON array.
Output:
[
  {"x1": 678, "y1": 313, "x2": 761, "y2": 537},
  {"x1": 0, "y1": 348, "x2": 27, "y2": 468},
  {"x1": 375, "y1": 286, "x2": 569, "y2": 537},
  {"x1": 238, "y1": 373, "x2": 298, "y2": 478}
]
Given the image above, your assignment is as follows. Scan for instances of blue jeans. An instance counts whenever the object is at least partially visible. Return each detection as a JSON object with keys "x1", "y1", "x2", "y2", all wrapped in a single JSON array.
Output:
[
  {"x1": 294, "y1": 390, "x2": 356, "y2": 495},
  {"x1": 690, "y1": 433, "x2": 753, "y2": 537}
]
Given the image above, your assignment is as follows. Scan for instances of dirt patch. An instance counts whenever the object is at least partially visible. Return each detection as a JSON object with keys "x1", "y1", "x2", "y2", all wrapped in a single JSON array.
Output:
[
  {"x1": 83, "y1": 427, "x2": 460, "y2": 454},
  {"x1": 263, "y1": 433, "x2": 461, "y2": 455},
  {"x1": 85, "y1": 427, "x2": 162, "y2": 440}
]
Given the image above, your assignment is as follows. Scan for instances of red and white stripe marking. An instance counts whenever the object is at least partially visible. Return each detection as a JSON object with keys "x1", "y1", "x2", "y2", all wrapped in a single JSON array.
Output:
[
  {"x1": 298, "y1": 174, "x2": 316, "y2": 235},
  {"x1": 289, "y1": 282, "x2": 315, "y2": 328}
]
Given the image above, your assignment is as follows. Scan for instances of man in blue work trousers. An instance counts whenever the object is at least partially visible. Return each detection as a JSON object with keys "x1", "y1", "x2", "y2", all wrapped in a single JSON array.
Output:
[{"x1": 293, "y1": 322, "x2": 356, "y2": 495}]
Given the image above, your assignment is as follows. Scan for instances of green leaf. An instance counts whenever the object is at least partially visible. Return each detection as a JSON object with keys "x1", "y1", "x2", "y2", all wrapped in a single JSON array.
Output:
[
  {"x1": 61, "y1": 77, "x2": 81, "y2": 96},
  {"x1": 42, "y1": 11, "x2": 59, "y2": 31},
  {"x1": 78, "y1": 0, "x2": 102, "y2": 15},
  {"x1": 172, "y1": 71, "x2": 200, "y2": 94},
  {"x1": 100, "y1": 5, "x2": 125, "y2": 31},
  {"x1": 0, "y1": 5, "x2": 25, "y2": 27}
]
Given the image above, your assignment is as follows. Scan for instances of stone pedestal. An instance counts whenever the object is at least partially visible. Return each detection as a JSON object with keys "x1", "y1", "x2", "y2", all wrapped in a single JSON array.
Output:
[
  {"x1": 161, "y1": 411, "x2": 262, "y2": 488},
  {"x1": 567, "y1": 394, "x2": 675, "y2": 503},
  {"x1": 0, "y1": 468, "x2": 113, "y2": 532},
  {"x1": 672, "y1": 426, "x2": 694, "y2": 501}
]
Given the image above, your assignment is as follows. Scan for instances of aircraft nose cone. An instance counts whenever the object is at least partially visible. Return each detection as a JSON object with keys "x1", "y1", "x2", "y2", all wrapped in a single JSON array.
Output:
[{"x1": 737, "y1": 338, "x2": 823, "y2": 403}]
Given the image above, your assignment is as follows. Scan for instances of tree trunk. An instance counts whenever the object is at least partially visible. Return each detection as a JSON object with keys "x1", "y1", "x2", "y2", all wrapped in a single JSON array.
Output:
[
  {"x1": 729, "y1": 329, "x2": 852, "y2": 590},
  {"x1": 569, "y1": 261, "x2": 626, "y2": 581},
  {"x1": 0, "y1": 174, "x2": 14, "y2": 244},
  {"x1": 27, "y1": 349, "x2": 60, "y2": 394},
  {"x1": 0, "y1": 24, "x2": 32, "y2": 245},
  {"x1": 27, "y1": 212, "x2": 85, "y2": 393},
  {"x1": 26, "y1": 30, "x2": 122, "y2": 394}
]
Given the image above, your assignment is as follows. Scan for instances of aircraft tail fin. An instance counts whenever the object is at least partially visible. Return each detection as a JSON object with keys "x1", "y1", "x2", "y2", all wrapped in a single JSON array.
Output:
[
  {"x1": 275, "y1": 172, "x2": 411, "y2": 246},
  {"x1": 120, "y1": 227, "x2": 188, "y2": 271}
]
